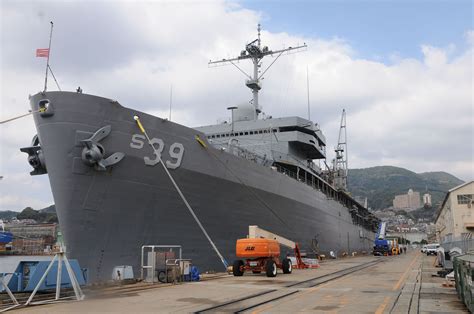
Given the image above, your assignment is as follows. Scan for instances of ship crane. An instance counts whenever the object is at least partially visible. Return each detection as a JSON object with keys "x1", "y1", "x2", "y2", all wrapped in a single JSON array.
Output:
[
  {"x1": 332, "y1": 109, "x2": 348, "y2": 191},
  {"x1": 208, "y1": 24, "x2": 307, "y2": 120}
]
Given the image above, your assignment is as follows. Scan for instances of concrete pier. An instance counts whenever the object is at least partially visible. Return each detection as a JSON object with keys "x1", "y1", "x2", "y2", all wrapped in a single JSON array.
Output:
[{"x1": 14, "y1": 251, "x2": 467, "y2": 313}]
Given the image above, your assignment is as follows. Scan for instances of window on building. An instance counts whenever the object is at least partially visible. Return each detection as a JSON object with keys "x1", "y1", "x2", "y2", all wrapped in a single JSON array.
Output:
[
  {"x1": 457, "y1": 194, "x2": 473, "y2": 205},
  {"x1": 239, "y1": 132, "x2": 243, "y2": 136},
  {"x1": 244, "y1": 132, "x2": 248, "y2": 135}
]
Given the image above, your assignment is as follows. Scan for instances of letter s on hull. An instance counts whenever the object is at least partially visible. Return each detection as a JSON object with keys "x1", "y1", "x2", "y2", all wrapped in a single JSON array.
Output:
[{"x1": 130, "y1": 134, "x2": 145, "y2": 149}]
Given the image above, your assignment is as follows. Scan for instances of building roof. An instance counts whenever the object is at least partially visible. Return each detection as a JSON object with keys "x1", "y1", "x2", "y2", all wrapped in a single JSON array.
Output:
[
  {"x1": 448, "y1": 181, "x2": 474, "y2": 193},
  {"x1": 435, "y1": 181, "x2": 474, "y2": 222}
]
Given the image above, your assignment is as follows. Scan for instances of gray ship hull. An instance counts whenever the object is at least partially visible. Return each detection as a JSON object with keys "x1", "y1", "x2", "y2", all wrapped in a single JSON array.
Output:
[{"x1": 28, "y1": 91, "x2": 375, "y2": 282}]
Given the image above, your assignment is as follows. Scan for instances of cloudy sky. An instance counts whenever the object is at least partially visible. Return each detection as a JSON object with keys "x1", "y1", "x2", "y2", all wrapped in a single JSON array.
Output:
[{"x1": 1, "y1": 0, "x2": 473, "y2": 211}]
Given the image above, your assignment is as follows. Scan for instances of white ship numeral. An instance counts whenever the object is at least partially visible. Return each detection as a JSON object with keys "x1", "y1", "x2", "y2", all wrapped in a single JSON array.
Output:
[
  {"x1": 144, "y1": 138, "x2": 164, "y2": 166},
  {"x1": 130, "y1": 134, "x2": 184, "y2": 169},
  {"x1": 166, "y1": 143, "x2": 184, "y2": 169}
]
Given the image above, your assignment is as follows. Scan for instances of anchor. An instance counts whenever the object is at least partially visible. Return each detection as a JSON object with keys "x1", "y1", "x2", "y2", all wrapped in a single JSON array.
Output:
[
  {"x1": 81, "y1": 125, "x2": 124, "y2": 171},
  {"x1": 20, "y1": 135, "x2": 47, "y2": 176}
]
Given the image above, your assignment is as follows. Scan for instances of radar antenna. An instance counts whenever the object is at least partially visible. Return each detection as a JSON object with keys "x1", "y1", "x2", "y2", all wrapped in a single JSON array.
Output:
[
  {"x1": 332, "y1": 109, "x2": 348, "y2": 191},
  {"x1": 208, "y1": 24, "x2": 307, "y2": 120}
]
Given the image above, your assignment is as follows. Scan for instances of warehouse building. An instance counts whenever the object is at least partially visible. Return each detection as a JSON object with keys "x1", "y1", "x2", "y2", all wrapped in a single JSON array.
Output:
[{"x1": 435, "y1": 181, "x2": 474, "y2": 250}]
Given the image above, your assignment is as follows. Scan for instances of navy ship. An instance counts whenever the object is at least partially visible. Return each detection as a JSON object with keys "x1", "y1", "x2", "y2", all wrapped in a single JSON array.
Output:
[{"x1": 22, "y1": 26, "x2": 378, "y2": 282}]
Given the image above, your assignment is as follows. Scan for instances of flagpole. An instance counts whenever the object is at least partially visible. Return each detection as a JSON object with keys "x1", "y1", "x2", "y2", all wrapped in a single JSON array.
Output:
[{"x1": 44, "y1": 21, "x2": 53, "y2": 92}]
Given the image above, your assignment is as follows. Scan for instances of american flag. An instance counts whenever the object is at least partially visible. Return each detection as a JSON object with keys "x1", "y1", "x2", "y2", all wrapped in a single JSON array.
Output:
[{"x1": 36, "y1": 48, "x2": 49, "y2": 58}]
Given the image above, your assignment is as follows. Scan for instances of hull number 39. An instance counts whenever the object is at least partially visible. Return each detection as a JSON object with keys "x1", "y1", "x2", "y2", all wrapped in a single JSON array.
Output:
[{"x1": 130, "y1": 134, "x2": 184, "y2": 169}]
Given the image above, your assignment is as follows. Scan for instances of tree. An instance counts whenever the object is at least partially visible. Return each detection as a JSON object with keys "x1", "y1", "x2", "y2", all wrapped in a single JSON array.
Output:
[{"x1": 16, "y1": 207, "x2": 39, "y2": 220}]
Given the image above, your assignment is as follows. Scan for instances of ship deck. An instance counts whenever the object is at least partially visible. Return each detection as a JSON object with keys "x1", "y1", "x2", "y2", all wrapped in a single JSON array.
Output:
[{"x1": 10, "y1": 251, "x2": 468, "y2": 313}]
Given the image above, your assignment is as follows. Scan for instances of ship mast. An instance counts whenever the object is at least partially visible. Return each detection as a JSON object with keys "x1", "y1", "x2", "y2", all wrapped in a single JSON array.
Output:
[{"x1": 209, "y1": 24, "x2": 307, "y2": 120}]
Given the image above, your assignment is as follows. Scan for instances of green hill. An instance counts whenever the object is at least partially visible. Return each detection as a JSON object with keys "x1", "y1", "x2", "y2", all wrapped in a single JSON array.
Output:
[
  {"x1": 348, "y1": 166, "x2": 464, "y2": 210},
  {"x1": 0, "y1": 210, "x2": 18, "y2": 221},
  {"x1": 0, "y1": 205, "x2": 57, "y2": 223}
]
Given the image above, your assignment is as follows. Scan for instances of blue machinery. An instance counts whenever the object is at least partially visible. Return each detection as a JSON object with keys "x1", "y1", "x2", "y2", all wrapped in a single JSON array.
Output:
[
  {"x1": 1, "y1": 250, "x2": 86, "y2": 311},
  {"x1": 6, "y1": 259, "x2": 87, "y2": 293},
  {"x1": 373, "y1": 222, "x2": 390, "y2": 255}
]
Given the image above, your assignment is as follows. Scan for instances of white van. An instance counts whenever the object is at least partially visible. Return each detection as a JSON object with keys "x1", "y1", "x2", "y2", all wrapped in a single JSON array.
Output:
[{"x1": 426, "y1": 243, "x2": 440, "y2": 256}]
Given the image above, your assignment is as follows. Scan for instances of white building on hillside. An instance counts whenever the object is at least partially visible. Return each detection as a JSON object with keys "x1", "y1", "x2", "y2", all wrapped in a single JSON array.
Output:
[
  {"x1": 423, "y1": 193, "x2": 432, "y2": 206},
  {"x1": 393, "y1": 189, "x2": 421, "y2": 210}
]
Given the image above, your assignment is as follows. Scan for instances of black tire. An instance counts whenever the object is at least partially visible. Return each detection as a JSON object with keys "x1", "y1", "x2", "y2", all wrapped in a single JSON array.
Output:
[
  {"x1": 233, "y1": 260, "x2": 244, "y2": 276},
  {"x1": 252, "y1": 270, "x2": 261, "y2": 274},
  {"x1": 282, "y1": 258, "x2": 292, "y2": 274},
  {"x1": 158, "y1": 271, "x2": 167, "y2": 283},
  {"x1": 265, "y1": 259, "x2": 277, "y2": 277}
]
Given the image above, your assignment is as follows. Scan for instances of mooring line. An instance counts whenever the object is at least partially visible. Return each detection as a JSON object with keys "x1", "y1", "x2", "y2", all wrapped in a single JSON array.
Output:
[
  {"x1": 133, "y1": 115, "x2": 229, "y2": 269},
  {"x1": 0, "y1": 110, "x2": 40, "y2": 125}
]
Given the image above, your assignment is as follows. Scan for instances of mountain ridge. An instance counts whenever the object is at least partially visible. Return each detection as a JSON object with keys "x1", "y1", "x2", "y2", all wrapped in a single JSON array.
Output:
[{"x1": 347, "y1": 166, "x2": 464, "y2": 210}]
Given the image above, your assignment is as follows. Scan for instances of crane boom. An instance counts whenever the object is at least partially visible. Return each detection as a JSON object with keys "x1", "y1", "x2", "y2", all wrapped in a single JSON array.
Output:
[{"x1": 248, "y1": 225, "x2": 296, "y2": 249}]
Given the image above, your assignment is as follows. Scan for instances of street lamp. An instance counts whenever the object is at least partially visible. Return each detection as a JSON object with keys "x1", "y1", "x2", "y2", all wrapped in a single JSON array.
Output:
[{"x1": 227, "y1": 106, "x2": 238, "y2": 134}]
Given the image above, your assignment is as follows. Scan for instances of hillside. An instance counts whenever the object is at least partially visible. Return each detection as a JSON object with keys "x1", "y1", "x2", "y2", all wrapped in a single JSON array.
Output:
[
  {"x1": 0, "y1": 210, "x2": 19, "y2": 221},
  {"x1": 348, "y1": 166, "x2": 464, "y2": 210},
  {"x1": 0, "y1": 205, "x2": 57, "y2": 223}
]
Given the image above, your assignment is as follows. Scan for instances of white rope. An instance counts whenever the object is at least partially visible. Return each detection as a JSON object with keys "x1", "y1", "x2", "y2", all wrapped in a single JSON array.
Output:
[
  {"x1": 0, "y1": 110, "x2": 39, "y2": 125},
  {"x1": 134, "y1": 116, "x2": 229, "y2": 269}
]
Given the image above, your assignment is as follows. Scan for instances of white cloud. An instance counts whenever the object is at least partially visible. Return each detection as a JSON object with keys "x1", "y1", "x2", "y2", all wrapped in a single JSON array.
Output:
[
  {"x1": 0, "y1": 194, "x2": 51, "y2": 212},
  {"x1": 0, "y1": 1, "x2": 472, "y2": 211}
]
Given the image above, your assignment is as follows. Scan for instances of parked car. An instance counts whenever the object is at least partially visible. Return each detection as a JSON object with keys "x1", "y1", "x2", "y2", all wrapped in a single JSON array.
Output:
[
  {"x1": 426, "y1": 243, "x2": 440, "y2": 256},
  {"x1": 421, "y1": 245, "x2": 427, "y2": 253}
]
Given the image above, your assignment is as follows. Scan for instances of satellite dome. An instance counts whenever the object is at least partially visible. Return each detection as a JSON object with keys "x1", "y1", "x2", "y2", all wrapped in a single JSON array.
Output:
[{"x1": 233, "y1": 103, "x2": 256, "y2": 122}]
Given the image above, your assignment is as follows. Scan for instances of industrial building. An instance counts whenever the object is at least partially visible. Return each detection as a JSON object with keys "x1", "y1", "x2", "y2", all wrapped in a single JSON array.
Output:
[
  {"x1": 435, "y1": 181, "x2": 474, "y2": 247},
  {"x1": 5, "y1": 223, "x2": 58, "y2": 254}
]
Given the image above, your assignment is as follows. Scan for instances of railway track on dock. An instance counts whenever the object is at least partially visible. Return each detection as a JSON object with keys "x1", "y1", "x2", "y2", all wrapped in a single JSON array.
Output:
[{"x1": 196, "y1": 259, "x2": 383, "y2": 313}]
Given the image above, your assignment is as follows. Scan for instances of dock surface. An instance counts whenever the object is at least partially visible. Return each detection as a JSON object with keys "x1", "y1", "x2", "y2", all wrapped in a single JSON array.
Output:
[{"x1": 14, "y1": 251, "x2": 467, "y2": 313}]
